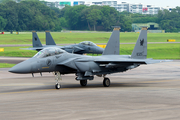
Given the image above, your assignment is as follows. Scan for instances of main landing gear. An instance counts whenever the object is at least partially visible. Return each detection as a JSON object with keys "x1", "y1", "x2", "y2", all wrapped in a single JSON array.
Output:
[
  {"x1": 77, "y1": 75, "x2": 111, "y2": 87},
  {"x1": 103, "y1": 77, "x2": 110, "y2": 87},
  {"x1": 52, "y1": 72, "x2": 111, "y2": 89},
  {"x1": 78, "y1": 75, "x2": 111, "y2": 87},
  {"x1": 53, "y1": 71, "x2": 62, "y2": 89},
  {"x1": 80, "y1": 80, "x2": 87, "y2": 86}
]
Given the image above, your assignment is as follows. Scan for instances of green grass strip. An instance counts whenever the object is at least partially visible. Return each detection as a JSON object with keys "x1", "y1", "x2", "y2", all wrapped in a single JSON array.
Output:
[
  {"x1": 0, "y1": 32, "x2": 180, "y2": 44},
  {"x1": 0, "y1": 63, "x2": 16, "y2": 68},
  {"x1": 0, "y1": 43, "x2": 179, "y2": 59}
]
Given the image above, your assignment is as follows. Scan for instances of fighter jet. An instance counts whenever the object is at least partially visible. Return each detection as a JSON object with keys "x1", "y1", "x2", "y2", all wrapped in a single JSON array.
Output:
[
  {"x1": 9, "y1": 27, "x2": 170, "y2": 89},
  {"x1": 25, "y1": 31, "x2": 104, "y2": 54}
]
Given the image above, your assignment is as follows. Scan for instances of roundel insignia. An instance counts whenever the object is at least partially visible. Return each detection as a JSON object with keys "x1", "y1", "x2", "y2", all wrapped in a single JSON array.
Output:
[{"x1": 46, "y1": 59, "x2": 52, "y2": 66}]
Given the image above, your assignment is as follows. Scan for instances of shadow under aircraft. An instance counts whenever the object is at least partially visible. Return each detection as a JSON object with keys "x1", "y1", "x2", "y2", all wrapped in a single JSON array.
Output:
[
  {"x1": 9, "y1": 27, "x2": 171, "y2": 89},
  {"x1": 23, "y1": 31, "x2": 104, "y2": 54}
]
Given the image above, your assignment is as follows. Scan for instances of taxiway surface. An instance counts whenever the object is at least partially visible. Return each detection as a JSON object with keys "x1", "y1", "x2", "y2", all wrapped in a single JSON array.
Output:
[{"x1": 0, "y1": 61, "x2": 180, "y2": 120}]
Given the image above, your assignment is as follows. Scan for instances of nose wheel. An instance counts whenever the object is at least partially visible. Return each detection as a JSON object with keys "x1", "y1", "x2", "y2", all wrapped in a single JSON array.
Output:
[
  {"x1": 103, "y1": 78, "x2": 110, "y2": 87},
  {"x1": 55, "y1": 83, "x2": 61, "y2": 89},
  {"x1": 53, "y1": 71, "x2": 62, "y2": 89}
]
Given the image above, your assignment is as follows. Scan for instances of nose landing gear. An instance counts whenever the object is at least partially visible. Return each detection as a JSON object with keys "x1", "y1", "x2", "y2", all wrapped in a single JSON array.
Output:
[
  {"x1": 55, "y1": 83, "x2": 61, "y2": 89},
  {"x1": 53, "y1": 71, "x2": 62, "y2": 89}
]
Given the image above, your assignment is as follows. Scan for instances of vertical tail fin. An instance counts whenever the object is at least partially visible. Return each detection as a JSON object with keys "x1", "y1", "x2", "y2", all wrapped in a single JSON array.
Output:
[
  {"x1": 32, "y1": 31, "x2": 42, "y2": 47},
  {"x1": 46, "y1": 31, "x2": 56, "y2": 45},
  {"x1": 131, "y1": 27, "x2": 147, "y2": 59},
  {"x1": 102, "y1": 27, "x2": 120, "y2": 55}
]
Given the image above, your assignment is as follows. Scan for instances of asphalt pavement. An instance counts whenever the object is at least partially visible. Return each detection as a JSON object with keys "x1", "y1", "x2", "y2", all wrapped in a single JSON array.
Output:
[{"x1": 0, "y1": 61, "x2": 180, "y2": 120}]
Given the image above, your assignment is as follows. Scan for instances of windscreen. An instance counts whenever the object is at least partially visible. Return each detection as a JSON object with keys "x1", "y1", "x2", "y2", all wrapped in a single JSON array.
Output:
[
  {"x1": 80, "y1": 41, "x2": 97, "y2": 46},
  {"x1": 33, "y1": 47, "x2": 66, "y2": 58}
]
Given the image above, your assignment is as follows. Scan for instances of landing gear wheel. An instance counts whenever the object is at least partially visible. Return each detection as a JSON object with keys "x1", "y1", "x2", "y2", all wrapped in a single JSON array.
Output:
[
  {"x1": 55, "y1": 83, "x2": 61, "y2": 89},
  {"x1": 103, "y1": 78, "x2": 110, "y2": 87},
  {"x1": 53, "y1": 71, "x2": 62, "y2": 89},
  {"x1": 80, "y1": 80, "x2": 87, "y2": 86}
]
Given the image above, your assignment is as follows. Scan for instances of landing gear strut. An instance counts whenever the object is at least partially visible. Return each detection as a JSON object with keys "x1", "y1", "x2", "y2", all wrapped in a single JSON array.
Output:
[
  {"x1": 80, "y1": 80, "x2": 87, "y2": 86},
  {"x1": 103, "y1": 77, "x2": 110, "y2": 87},
  {"x1": 53, "y1": 71, "x2": 62, "y2": 89}
]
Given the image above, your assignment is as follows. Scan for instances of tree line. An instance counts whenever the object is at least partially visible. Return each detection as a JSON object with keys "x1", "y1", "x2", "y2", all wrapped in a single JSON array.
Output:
[
  {"x1": 0, "y1": 0, "x2": 180, "y2": 32},
  {"x1": 123, "y1": 6, "x2": 180, "y2": 32},
  {"x1": 0, "y1": 0, "x2": 61, "y2": 31},
  {"x1": 57, "y1": 5, "x2": 132, "y2": 31}
]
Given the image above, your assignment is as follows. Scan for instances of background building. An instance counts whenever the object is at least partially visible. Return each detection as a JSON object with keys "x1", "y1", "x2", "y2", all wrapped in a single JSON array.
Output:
[
  {"x1": 55, "y1": 1, "x2": 166, "y2": 15},
  {"x1": 73, "y1": 1, "x2": 85, "y2": 6},
  {"x1": 132, "y1": 23, "x2": 165, "y2": 33},
  {"x1": 11, "y1": 0, "x2": 173, "y2": 15},
  {"x1": 113, "y1": 2, "x2": 161, "y2": 14}
]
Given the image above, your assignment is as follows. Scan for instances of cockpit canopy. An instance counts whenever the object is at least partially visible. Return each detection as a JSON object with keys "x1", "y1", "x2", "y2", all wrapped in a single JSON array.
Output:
[
  {"x1": 33, "y1": 47, "x2": 66, "y2": 58},
  {"x1": 80, "y1": 41, "x2": 97, "y2": 46}
]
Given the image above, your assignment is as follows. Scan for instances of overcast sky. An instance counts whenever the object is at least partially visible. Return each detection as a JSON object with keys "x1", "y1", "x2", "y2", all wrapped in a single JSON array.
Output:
[{"x1": 44, "y1": 0, "x2": 180, "y2": 8}]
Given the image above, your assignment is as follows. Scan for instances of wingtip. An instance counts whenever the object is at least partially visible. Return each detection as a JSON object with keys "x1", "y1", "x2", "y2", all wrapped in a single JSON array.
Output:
[{"x1": 161, "y1": 60, "x2": 173, "y2": 62}]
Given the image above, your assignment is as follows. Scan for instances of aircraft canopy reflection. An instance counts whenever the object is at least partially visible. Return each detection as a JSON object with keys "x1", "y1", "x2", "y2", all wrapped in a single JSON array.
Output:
[
  {"x1": 79, "y1": 41, "x2": 97, "y2": 46},
  {"x1": 33, "y1": 47, "x2": 66, "y2": 58}
]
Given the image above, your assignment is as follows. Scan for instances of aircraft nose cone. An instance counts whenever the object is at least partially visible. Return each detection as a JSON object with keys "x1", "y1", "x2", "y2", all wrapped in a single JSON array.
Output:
[
  {"x1": 9, "y1": 61, "x2": 31, "y2": 73},
  {"x1": 98, "y1": 47, "x2": 104, "y2": 54}
]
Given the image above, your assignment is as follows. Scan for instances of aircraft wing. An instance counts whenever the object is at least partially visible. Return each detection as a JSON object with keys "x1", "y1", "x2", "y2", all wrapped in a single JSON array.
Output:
[
  {"x1": 94, "y1": 56, "x2": 172, "y2": 64},
  {"x1": 20, "y1": 47, "x2": 44, "y2": 51},
  {"x1": 56, "y1": 58, "x2": 79, "y2": 70},
  {"x1": 73, "y1": 46, "x2": 84, "y2": 53},
  {"x1": 143, "y1": 59, "x2": 172, "y2": 64},
  {"x1": 21, "y1": 46, "x2": 64, "y2": 51},
  {"x1": 94, "y1": 57, "x2": 172, "y2": 70}
]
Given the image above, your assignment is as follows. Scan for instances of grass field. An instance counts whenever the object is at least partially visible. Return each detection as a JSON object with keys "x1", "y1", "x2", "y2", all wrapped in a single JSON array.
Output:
[
  {"x1": 0, "y1": 63, "x2": 16, "y2": 68},
  {"x1": 0, "y1": 43, "x2": 179, "y2": 59},
  {"x1": 0, "y1": 46, "x2": 36, "y2": 57},
  {"x1": 120, "y1": 44, "x2": 180, "y2": 59},
  {"x1": 0, "y1": 32, "x2": 180, "y2": 44},
  {"x1": 0, "y1": 32, "x2": 179, "y2": 68}
]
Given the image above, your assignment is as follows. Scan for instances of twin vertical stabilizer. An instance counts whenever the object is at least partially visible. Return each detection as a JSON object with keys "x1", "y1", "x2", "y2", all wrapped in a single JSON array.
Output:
[
  {"x1": 102, "y1": 27, "x2": 120, "y2": 55},
  {"x1": 32, "y1": 31, "x2": 42, "y2": 47},
  {"x1": 46, "y1": 31, "x2": 56, "y2": 45},
  {"x1": 131, "y1": 27, "x2": 147, "y2": 59},
  {"x1": 32, "y1": 31, "x2": 56, "y2": 48}
]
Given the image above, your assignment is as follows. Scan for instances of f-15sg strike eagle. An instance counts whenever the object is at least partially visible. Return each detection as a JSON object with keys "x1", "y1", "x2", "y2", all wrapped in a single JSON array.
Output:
[
  {"x1": 25, "y1": 31, "x2": 104, "y2": 54},
  {"x1": 9, "y1": 27, "x2": 170, "y2": 89}
]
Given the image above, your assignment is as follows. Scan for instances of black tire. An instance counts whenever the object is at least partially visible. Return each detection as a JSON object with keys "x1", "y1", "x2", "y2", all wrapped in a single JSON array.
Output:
[
  {"x1": 55, "y1": 83, "x2": 61, "y2": 89},
  {"x1": 80, "y1": 80, "x2": 87, "y2": 86},
  {"x1": 103, "y1": 78, "x2": 110, "y2": 87}
]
